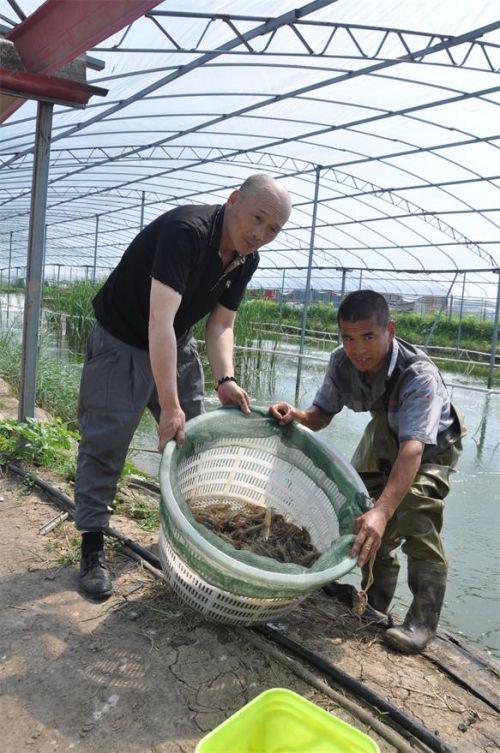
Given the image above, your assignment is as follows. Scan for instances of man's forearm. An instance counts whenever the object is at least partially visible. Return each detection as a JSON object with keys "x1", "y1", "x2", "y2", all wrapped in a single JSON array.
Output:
[
  {"x1": 293, "y1": 405, "x2": 332, "y2": 431},
  {"x1": 375, "y1": 441, "x2": 424, "y2": 519},
  {"x1": 205, "y1": 319, "x2": 234, "y2": 381},
  {"x1": 148, "y1": 320, "x2": 179, "y2": 408}
]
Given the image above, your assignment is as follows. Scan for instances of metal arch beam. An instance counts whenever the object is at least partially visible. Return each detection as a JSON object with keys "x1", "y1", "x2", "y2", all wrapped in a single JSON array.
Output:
[
  {"x1": 6, "y1": 129, "x2": 495, "y2": 267},
  {"x1": 2, "y1": 80, "x2": 498, "y2": 180},
  {"x1": 1, "y1": 137, "x2": 498, "y2": 251},
  {"x1": 2, "y1": 13, "x2": 498, "y2": 173},
  {"x1": 0, "y1": 0, "x2": 336, "y2": 163},
  {"x1": 1, "y1": 161, "x2": 495, "y2": 275},
  {"x1": 1, "y1": 0, "x2": 163, "y2": 123},
  {"x1": 6, "y1": 88, "x2": 497, "y2": 257},
  {"x1": 132, "y1": 13, "x2": 500, "y2": 74},
  {"x1": 3, "y1": 96, "x2": 498, "y2": 221},
  {"x1": 3, "y1": 148, "x2": 500, "y2": 274}
]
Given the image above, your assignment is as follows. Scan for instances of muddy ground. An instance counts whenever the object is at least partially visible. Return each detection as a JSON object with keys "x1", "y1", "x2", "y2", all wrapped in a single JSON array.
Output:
[{"x1": 0, "y1": 380, "x2": 498, "y2": 753}]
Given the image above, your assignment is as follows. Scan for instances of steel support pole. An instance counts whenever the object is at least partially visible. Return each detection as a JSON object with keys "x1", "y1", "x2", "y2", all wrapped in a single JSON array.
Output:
[
  {"x1": 340, "y1": 268, "x2": 347, "y2": 302},
  {"x1": 337, "y1": 268, "x2": 347, "y2": 344},
  {"x1": 92, "y1": 214, "x2": 99, "y2": 282},
  {"x1": 487, "y1": 270, "x2": 500, "y2": 390},
  {"x1": 7, "y1": 231, "x2": 13, "y2": 319},
  {"x1": 140, "y1": 190, "x2": 145, "y2": 230},
  {"x1": 456, "y1": 272, "x2": 466, "y2": 352},
  {"x1": 295, "y1": 166, "x2": 321, "y2": 403},
  {"x1": 424, "y1": 272, "x2": 458, "y2": 348},
  {"x1": 279, "y1": 268, "x2": 286, "y2": 316},
  {"x1": 56, "y1": 264, "x2": 61, "y2": 284},
  {"x1": 19, "y1": 101, "x2": 53, "y2": 421}
]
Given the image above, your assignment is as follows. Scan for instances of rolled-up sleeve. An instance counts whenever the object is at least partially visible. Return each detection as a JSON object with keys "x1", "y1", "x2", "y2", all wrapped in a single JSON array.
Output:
[
  {"x1": 312, "y1": 353, "x2": 343, "y2": 416},
  {"x1": 397, "y1": 370, "x2": 444, "y2": 445}
]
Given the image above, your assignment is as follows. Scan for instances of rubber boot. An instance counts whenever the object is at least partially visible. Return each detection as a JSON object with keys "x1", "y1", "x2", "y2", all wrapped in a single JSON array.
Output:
[
  {"x1": 360, "y1": 558, "x2": 399, "y2": 626},
  {"x1": 384, "y1": 561, "x2": 447, "y2": 653}
]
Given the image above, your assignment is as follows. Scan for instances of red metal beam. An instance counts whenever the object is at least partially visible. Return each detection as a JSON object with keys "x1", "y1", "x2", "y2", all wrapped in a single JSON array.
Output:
[
  {"x1": 0, "y1": 68, "x2": 107, "y2": 107},
  {"x1": 6, "y1": 0, "x2": 162, "y2": 72},
  {"x1": 1, "y1": 0, "x2": 161, "y2": 122}
]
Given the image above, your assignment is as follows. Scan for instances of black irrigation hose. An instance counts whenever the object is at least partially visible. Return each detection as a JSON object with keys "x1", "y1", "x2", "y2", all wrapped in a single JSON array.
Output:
[
  {"x1": 9, "y1": 463, "x2": 458, "y2": 753},
  {"x1": 7, "y1": 463, "x2": 162, "y2": 570},
  {"x1": 257, "y1": 625, "x2": 457, "y2": 753}
]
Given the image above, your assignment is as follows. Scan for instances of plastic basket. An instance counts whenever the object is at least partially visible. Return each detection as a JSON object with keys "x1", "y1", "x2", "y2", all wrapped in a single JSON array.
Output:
[
  {"x1": 195, "y1": 688, "x2": 380, "y2": 753},
  {"x1": 159, "y1": 407, "x2": 369, "y2": 625}
]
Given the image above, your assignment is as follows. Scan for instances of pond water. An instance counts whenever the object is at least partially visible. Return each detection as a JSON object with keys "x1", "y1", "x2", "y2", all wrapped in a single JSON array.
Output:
[{"x1": 1, "y1": 298, "x2": 498, "y2": 656}]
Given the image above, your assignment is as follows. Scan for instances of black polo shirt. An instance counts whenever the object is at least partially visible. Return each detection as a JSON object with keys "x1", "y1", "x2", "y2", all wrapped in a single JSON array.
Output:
[{"x1": 93, "y1": 204, "x2": 259, "y2": 349}]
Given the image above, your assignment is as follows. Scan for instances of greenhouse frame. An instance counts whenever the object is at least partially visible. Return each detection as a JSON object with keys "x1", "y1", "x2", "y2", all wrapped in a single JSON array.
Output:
[{"x1": 0, "y1": 0, "x2": 499, "y2": 417}]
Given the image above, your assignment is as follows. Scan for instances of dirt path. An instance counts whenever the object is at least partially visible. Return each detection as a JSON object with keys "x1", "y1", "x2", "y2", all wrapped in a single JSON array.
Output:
[{"x1": 1, "y1": 472, "x2": 405, "y2": 753}]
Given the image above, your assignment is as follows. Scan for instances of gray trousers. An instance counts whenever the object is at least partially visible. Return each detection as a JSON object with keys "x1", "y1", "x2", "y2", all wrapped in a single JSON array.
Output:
[{"x1": 74, "y1": 322, "x2": 205, "y2": 531}]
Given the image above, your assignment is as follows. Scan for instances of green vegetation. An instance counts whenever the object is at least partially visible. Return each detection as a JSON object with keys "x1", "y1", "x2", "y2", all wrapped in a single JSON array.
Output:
[
  {"x1": 0, "y1": 331, "x2": 82, "y2": 425},
  {"x1": 43, "y1": 280, "x2": 101, "y2": 354},
  {"x1": 114, "y1": 491, "x2": 160, "y2": 531},
  {"x1": 44, "y1": 532, "x2": 83, "y2": 567},
  {"x1": 0, "y1": 417, "x2": 78, "y2": 476},
  {"x1": 36, "y1": 281, "x2": 495, "y2": 354}
]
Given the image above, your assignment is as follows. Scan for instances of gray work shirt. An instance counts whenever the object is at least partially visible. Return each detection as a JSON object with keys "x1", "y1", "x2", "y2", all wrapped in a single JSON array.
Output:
[{"x1": 313, "y1": 338, "x2": 454, "y2": 446}]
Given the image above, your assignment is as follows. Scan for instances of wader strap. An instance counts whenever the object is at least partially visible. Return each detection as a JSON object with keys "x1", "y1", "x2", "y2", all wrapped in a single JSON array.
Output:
[{"x1": 381, "y1": 355, "x2": 461, "y2": 461}]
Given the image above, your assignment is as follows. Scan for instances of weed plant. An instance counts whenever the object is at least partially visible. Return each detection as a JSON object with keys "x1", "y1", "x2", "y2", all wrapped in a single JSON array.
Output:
[
  {"x1": 0, "y1": 417, "x2": 78, "y2": 475},
  {"x1": 43, "y1": 280, "x2": 102, "y2": 354},
  {"x1": 41, "y1": 281, "x2": 495, "y2": 354},
  {"x1": 0, "y1": 333, "x2": 82, "y2": 424}
]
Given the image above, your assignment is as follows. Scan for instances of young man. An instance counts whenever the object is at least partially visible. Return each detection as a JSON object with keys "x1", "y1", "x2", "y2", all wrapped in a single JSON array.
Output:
[
  {"x1": 269, "y1": 290, "x2": 464, "y2": 653},
  {"x1": 76, "y1": 174, "x2": 292, "y2": 600}
]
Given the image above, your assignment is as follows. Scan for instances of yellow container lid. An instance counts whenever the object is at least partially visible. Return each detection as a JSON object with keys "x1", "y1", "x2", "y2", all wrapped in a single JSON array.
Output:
[{"x1": 195, "y1": 688, "x2": 380, "y2": 753}]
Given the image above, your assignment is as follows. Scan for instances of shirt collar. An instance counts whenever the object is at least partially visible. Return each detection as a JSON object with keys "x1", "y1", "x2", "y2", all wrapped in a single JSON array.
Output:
[{"x1": 209, "y1": 204, "x2": 225, "y2": 254}]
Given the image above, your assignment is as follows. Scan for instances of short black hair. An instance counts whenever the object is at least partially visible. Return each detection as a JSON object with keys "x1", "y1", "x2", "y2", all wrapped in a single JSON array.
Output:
[{"x1": 337, "y1": 290, "x2": 390, "y2": 327}]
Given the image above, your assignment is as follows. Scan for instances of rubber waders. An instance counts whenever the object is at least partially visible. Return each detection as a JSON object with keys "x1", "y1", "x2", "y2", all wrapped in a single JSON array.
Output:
[{"x1": 384, "y1": 560, "x2": 447, "y2": 653}]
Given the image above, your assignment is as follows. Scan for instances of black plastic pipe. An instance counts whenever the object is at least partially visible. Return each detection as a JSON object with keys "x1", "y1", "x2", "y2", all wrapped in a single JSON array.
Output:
[
  {"x1": 7, "y1": 463, "x2": 162, "y2": 570},
  {"x1": 257, "y1": 625, "x2": 457, "y2": 753}
]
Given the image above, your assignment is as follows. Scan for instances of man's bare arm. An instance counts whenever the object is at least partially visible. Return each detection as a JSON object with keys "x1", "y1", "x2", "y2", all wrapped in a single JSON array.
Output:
[
  {"x1": 205, "y1": 303, "x2": 250, "y2": 414},
  {"x1": 268, "y1": 402, "x2": 333, "y2": 431},
  {"x1": 352, "y1": 439, "x2": 424, "y2": 566},
  {"x1": 148, "y1": 279, "x2": 184, "y2": 448}
]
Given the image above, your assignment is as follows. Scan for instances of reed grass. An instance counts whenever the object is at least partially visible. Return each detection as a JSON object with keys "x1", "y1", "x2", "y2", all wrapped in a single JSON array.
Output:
[{"x1": 40, "y1": 281, "x2": 496, "y2": 354}]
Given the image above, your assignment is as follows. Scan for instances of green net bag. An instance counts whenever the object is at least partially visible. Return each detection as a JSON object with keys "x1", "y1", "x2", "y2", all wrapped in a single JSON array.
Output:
[{"x1": 159, "y1": 407, "x2": 370, "y2": 625}]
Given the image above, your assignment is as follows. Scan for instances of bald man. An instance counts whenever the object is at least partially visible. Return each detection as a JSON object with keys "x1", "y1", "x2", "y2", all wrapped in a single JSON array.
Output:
[{"x1": 75, "y1": 174, "x2": 292, "y2": 599}]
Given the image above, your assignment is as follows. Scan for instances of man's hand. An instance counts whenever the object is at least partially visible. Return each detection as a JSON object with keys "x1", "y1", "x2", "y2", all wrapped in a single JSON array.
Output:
[
  {"x1": 351, "y1": 439, "x2": 424, "y2": 565},
  {"x1": 351, "y1": 505, "x2": 392, "y2": 567},
  {"x1": 217, "y1": 379, "x2": 251, "y2": 414},
  {"x1": 269, "y1": 401, "x2": 296, "y2": 425},
  {"x1": 158, "y1": 405, "x2": 186, "y2": 451}
]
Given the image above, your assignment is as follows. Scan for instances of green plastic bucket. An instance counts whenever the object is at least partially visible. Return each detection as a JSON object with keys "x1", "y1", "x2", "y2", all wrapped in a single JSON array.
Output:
[{"x1": 195, "y1": 687, "x2": 380, "y2": 753}]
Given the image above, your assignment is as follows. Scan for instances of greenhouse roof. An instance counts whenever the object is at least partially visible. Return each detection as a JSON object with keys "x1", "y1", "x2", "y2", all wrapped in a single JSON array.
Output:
[{"x1": 1, "y1": 0, "x2": 499, "y2": 299}]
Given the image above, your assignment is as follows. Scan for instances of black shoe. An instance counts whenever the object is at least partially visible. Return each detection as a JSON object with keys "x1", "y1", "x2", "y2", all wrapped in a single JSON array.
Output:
[{"x1": 79, "y1": 550, "x2": 113, "y2": 600}]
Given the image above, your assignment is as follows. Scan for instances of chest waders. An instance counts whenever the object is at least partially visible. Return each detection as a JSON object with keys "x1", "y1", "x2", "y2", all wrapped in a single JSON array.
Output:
[{"x1": 350, "y1": 369, "x2": 464, "y2": 653}]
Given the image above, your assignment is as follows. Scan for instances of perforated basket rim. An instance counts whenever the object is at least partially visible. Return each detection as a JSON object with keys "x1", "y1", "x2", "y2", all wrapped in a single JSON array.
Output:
[{"x1": 160, "y1": 407, "x2": 367, "y2": 590}]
